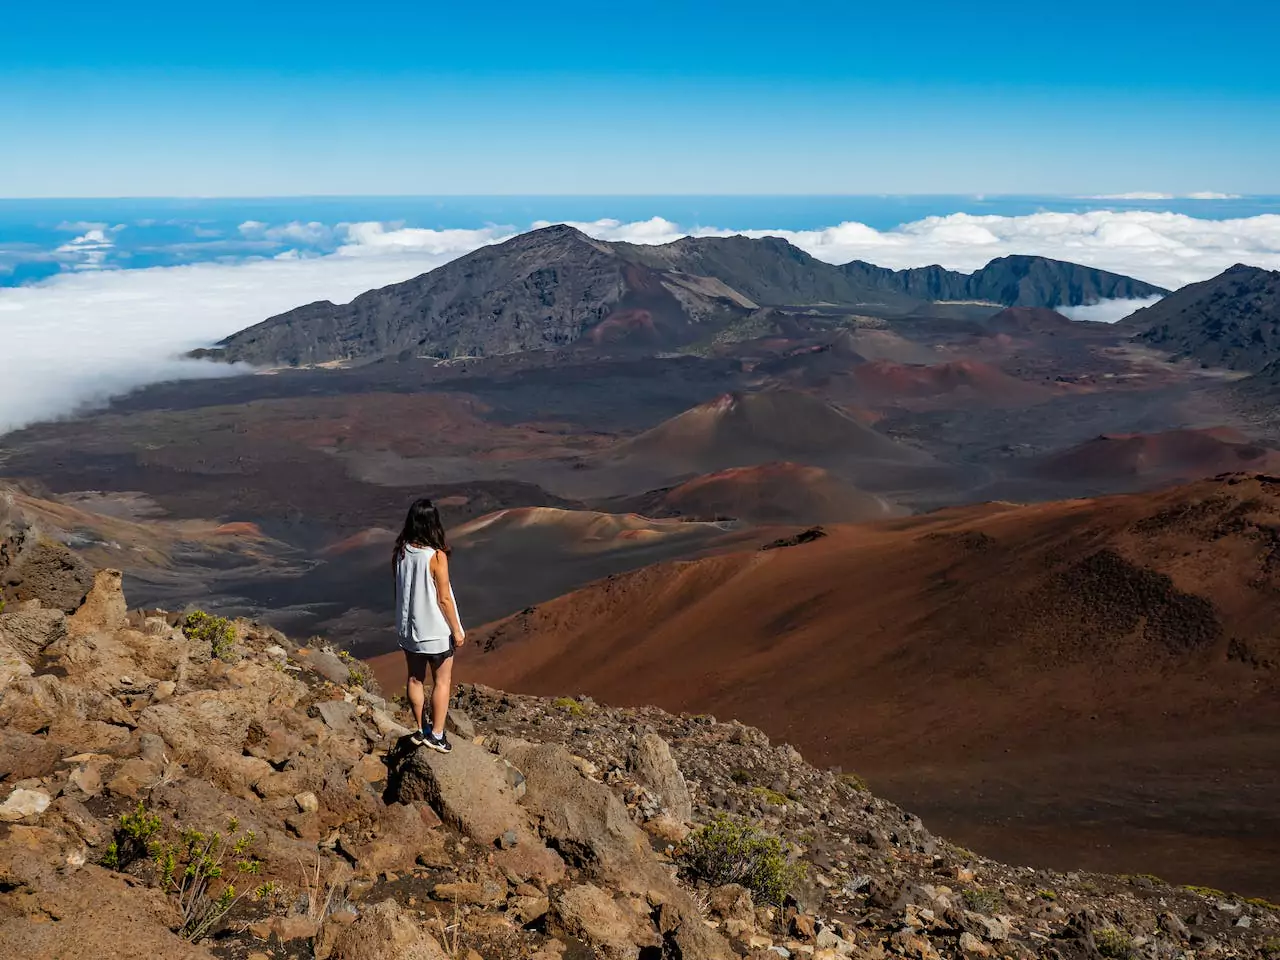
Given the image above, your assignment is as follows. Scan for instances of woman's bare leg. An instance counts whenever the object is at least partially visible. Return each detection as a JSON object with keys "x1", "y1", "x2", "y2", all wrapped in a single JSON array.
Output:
[
  {"x1": 428, "y1": 655, "x2": 454, "y2": 736},
  {"x1": 404, "y1": 652, "x2": 429, "y2": 731}
]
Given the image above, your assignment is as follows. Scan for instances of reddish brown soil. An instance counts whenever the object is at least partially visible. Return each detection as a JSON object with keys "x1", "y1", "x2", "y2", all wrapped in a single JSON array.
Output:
[
  {"x1": 1037, "y1": 427, "x2": 1280, "y2": 482},
  {"x1": 612, "y1": 389, "x2": 927, "y2": 473},
  {"x1": 603, "y1": 462, "x2": 900, "y2": 524},
  {"x1": 851, "y1": 358, "x2": 1054, "y2": 406},
  {"x1": 432, "y1": 475, "x2": 1280, "y2": 895}
]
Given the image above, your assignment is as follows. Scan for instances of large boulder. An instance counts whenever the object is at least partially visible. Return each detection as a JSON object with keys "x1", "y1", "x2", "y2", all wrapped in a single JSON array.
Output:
[
  {"x1": 314, "y1": 899, "x2": 447, "y2": 960},
  {"x1": 549, "y1": 883, "x2": 660, "y2": 959},
  {"x1": 657, "y1": 900, "x2": 739, "y2": 960},
  {"x1": 629, "y1": 732, "x2": 693, "y2": 823},
  {"x1": 493, "y1": 738, "x2": 669, "y2": 894},
  {"x1": 0, "y1": 728, "x2": 63, "y2": 783},
  {"x1": 66, "y1": 570, "x2": 127, "y2": 637},
  {"x1": 0, "y1": 830, "x2": 210, "y2": 960},
  {"x1": 494, "y1": 739, "x2": 736, "y2": 957},
  {"x1": 388, "y1": 738, "x2": 564, "y2": 885},
  {"x1": 0, "y1": 606, "x2": 66, "y2": 664},
  {"x1": 0, "y1": 522, "x2": 96, "y2": 614}
]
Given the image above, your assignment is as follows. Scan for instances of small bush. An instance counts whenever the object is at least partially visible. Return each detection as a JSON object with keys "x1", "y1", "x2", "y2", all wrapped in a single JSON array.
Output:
[
  {"x1": 679, "y1": 814, "x2": 804, "y2": 907},
  {"x1": 154, "y1": 821, "x2": 262, "y2": 941},
  {"x1": 962, "y1": 886, "x2": 1005, "y2": 915},
  {"x1": 1183, "y1": 884, "x2": 1228, "y2": 898},
  {"x1": 182, "y1": 610, "x2": 237, "y2": 660},
  {"x1": 750, "y1": 786, "x2": 789, "y2": 806},
  {"x1": 1094, "y1": 927, "x2": 1134, "y2": 960},
  {"x1": 838, "y1": 771, "x2": 869, "y2": 792},
  {"x1": 1037, "y1": 888, "x2": 1058, "y2": 901},
  {"x1": 552, "y1": 697, "x2": 585, "y2": 717},
  {"x1": 336, "y1": 648, "x2": 369, "y2": 686},
  {"x1": 102, "y1": 801, "x2": 162, "y2": 871},
  {"x1": 729, "y1": 768, "x2": 753, "y2": 785}
]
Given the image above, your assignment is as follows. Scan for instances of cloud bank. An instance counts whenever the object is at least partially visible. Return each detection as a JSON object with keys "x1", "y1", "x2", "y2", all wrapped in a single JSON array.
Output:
[
  {"x1": 1081, "y1": 192, "x2": 1243, "y2": 201},
  {"x1": 1057, "y1": 296, "x2": 1165, "y2": 324},
  {"x1": 3, "y1": 208, "x2": 1279, "y2": 434}
]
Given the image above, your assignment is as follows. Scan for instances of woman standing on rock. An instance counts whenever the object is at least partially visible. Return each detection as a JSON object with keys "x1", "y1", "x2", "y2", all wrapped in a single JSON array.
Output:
[{"x1": 394, "y1": 498, "x2": 465, "y2": 753}]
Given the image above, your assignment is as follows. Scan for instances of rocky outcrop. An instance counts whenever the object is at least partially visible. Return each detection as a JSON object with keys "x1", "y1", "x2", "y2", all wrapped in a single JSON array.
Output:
[
  {"x1": 0, "y1": 495, "x2": 95, "y2": 613},
  {"x1": 1132, "y1": 263, "x2": 1280, "y2": 371},
  {"x1": 0, "y1": 547, "x2": 1275, "y2": 960},
  {"x1": 629, "y1": 732, "x2": 694, "y2": 823},
  {"x1": 388, "y1": 737, "x2": 565, "y2": 885}
]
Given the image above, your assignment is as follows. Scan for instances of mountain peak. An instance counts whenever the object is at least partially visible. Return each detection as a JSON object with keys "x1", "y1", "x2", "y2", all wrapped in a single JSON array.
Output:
[{"x1": 1134, "y1": 262, "x2": 1280, "y2": 373}]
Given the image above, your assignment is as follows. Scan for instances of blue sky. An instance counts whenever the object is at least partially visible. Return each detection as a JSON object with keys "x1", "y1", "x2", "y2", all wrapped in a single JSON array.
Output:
[{"x1": 3, "y1": 1, "x2": 1278, "y2": 196}]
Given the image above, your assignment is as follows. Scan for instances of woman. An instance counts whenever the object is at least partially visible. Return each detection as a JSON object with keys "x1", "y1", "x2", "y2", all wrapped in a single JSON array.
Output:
[{"x1": 393, "y1": 498, "x2": 465, "y2": 753}]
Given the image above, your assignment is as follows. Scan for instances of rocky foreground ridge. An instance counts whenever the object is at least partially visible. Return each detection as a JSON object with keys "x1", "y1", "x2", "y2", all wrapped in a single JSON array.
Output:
[{"x1": 1, "y1": 501, "x2": 1277, "y2": 960}]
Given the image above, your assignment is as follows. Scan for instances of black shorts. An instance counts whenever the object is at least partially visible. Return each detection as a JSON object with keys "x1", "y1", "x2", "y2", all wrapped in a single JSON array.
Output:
[{"x1": 422, "y1": 638, "x2": 456, "y2": 668}]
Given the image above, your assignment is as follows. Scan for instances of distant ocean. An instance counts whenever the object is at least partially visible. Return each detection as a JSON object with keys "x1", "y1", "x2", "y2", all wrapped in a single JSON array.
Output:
[{"x1": 3, "y1": 194, "x2": 1279, "y2": 285}]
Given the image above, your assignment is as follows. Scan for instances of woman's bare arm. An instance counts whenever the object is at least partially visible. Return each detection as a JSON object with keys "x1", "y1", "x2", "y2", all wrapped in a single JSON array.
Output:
[{"x1": 430, "y1": 550, "x2": 466, "y2": 645}]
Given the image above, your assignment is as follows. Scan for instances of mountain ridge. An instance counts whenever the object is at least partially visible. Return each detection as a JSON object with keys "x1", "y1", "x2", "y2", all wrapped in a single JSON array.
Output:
[
  {"x1": 202, "y1": 226, "x2": 1169, "y2": 366},
  {"x1": 843, "y1": 252, "x2": 1168, "y2": 307}
]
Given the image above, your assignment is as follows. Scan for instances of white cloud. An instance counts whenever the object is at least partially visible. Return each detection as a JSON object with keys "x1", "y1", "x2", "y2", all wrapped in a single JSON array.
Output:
[
  {"x1": 238, "y1": 219, "x2": 335, "y2": 244},
  {"x1": 1081, "y1": 191, "x2": 1243, "y2": 201},
  {"x1": 54, "y1": 220, "x2": 109, "y2": 232},
  {"x1": 334, "y1": 222, "x2": 510, "y2": 256},
  {"x1": 559, "y1": 210, "x2": 1280, "y2": 291},
  {"x1": 53, "y1": 228, "x2": 116, "y2": 270},
  {"x1": 0, "y1": 246, "x2": 480, "y2": 434},
  {"x1": 1084, "y1": 192, "x2": 1176, "y2": 200},
  {"x1": 1058, "y1": 296, "x2": 1165, "y2": 324},
  {"x1": 4, "y1": 209, "x2": 1280, "y2": 434}
]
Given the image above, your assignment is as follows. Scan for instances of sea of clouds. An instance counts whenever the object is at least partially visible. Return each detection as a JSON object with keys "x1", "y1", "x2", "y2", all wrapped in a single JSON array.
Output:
[{"x1": 2, "y1": 208, "x2": 1279, "y2": 434}]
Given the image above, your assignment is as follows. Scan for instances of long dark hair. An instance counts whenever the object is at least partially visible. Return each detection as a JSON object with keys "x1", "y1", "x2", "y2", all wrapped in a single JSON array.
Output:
[{"x1": 393, "y1": 498, "x2": 450, "y2": 566}]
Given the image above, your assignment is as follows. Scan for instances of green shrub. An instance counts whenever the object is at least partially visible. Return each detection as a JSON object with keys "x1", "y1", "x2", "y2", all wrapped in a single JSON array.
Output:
[
  {"x1": 552, "y1": 697, "x2": 585, "y2": 717},
  {"x1": 838, "y1": 771, "x2": 869, "y2": 792},
  {"x1": 750, "y1": 786, "x2": 789, "y2": 806},
  {"x1": 679, "y1": 814, "x2": 804, "y2": 907},
  {"x1": 1037, "y1": 888, "x2": 1058, "y2": 901},
  {"x1": 1094, "y1": 927, "x2": 1134, "y2": 960},
  {"x1": 101, "y1": 801, "x2": 162, "y2": 871},
  {"x1": 961, "y1": 886, "x2": 1005, "y2": 914},
  {"x1": 1183, "y1": 884, "x2": 1228, "y2": 898},
  {"x1": 154, "y1": 821, "x2": 262, "y2": 941},
  {"x1": 729, "y1": 768, "x2": 753, "y2": 785},
  {"x1": 182, "y1": 610, "x2": 237, "y2": 660}
]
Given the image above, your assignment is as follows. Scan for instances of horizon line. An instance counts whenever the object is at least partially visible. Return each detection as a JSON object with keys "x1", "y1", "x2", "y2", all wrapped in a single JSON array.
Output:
[{"x1": 0, "y1": 192, "x2": 1272, "y2": 203}]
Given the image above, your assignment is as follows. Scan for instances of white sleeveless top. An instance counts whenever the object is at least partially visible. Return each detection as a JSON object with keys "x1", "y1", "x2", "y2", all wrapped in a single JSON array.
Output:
[{"x1": 394, "y1": 544, "x2": 459, "y2": 655}]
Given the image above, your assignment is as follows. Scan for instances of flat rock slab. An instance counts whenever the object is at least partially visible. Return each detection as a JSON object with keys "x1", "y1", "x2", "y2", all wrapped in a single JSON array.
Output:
[
  {"x1": 316, "y1": 699, "x2": 359, "y2": 737},
  {"x1": 0, "y1": 788, "x2": 51, "y2": 822}
]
